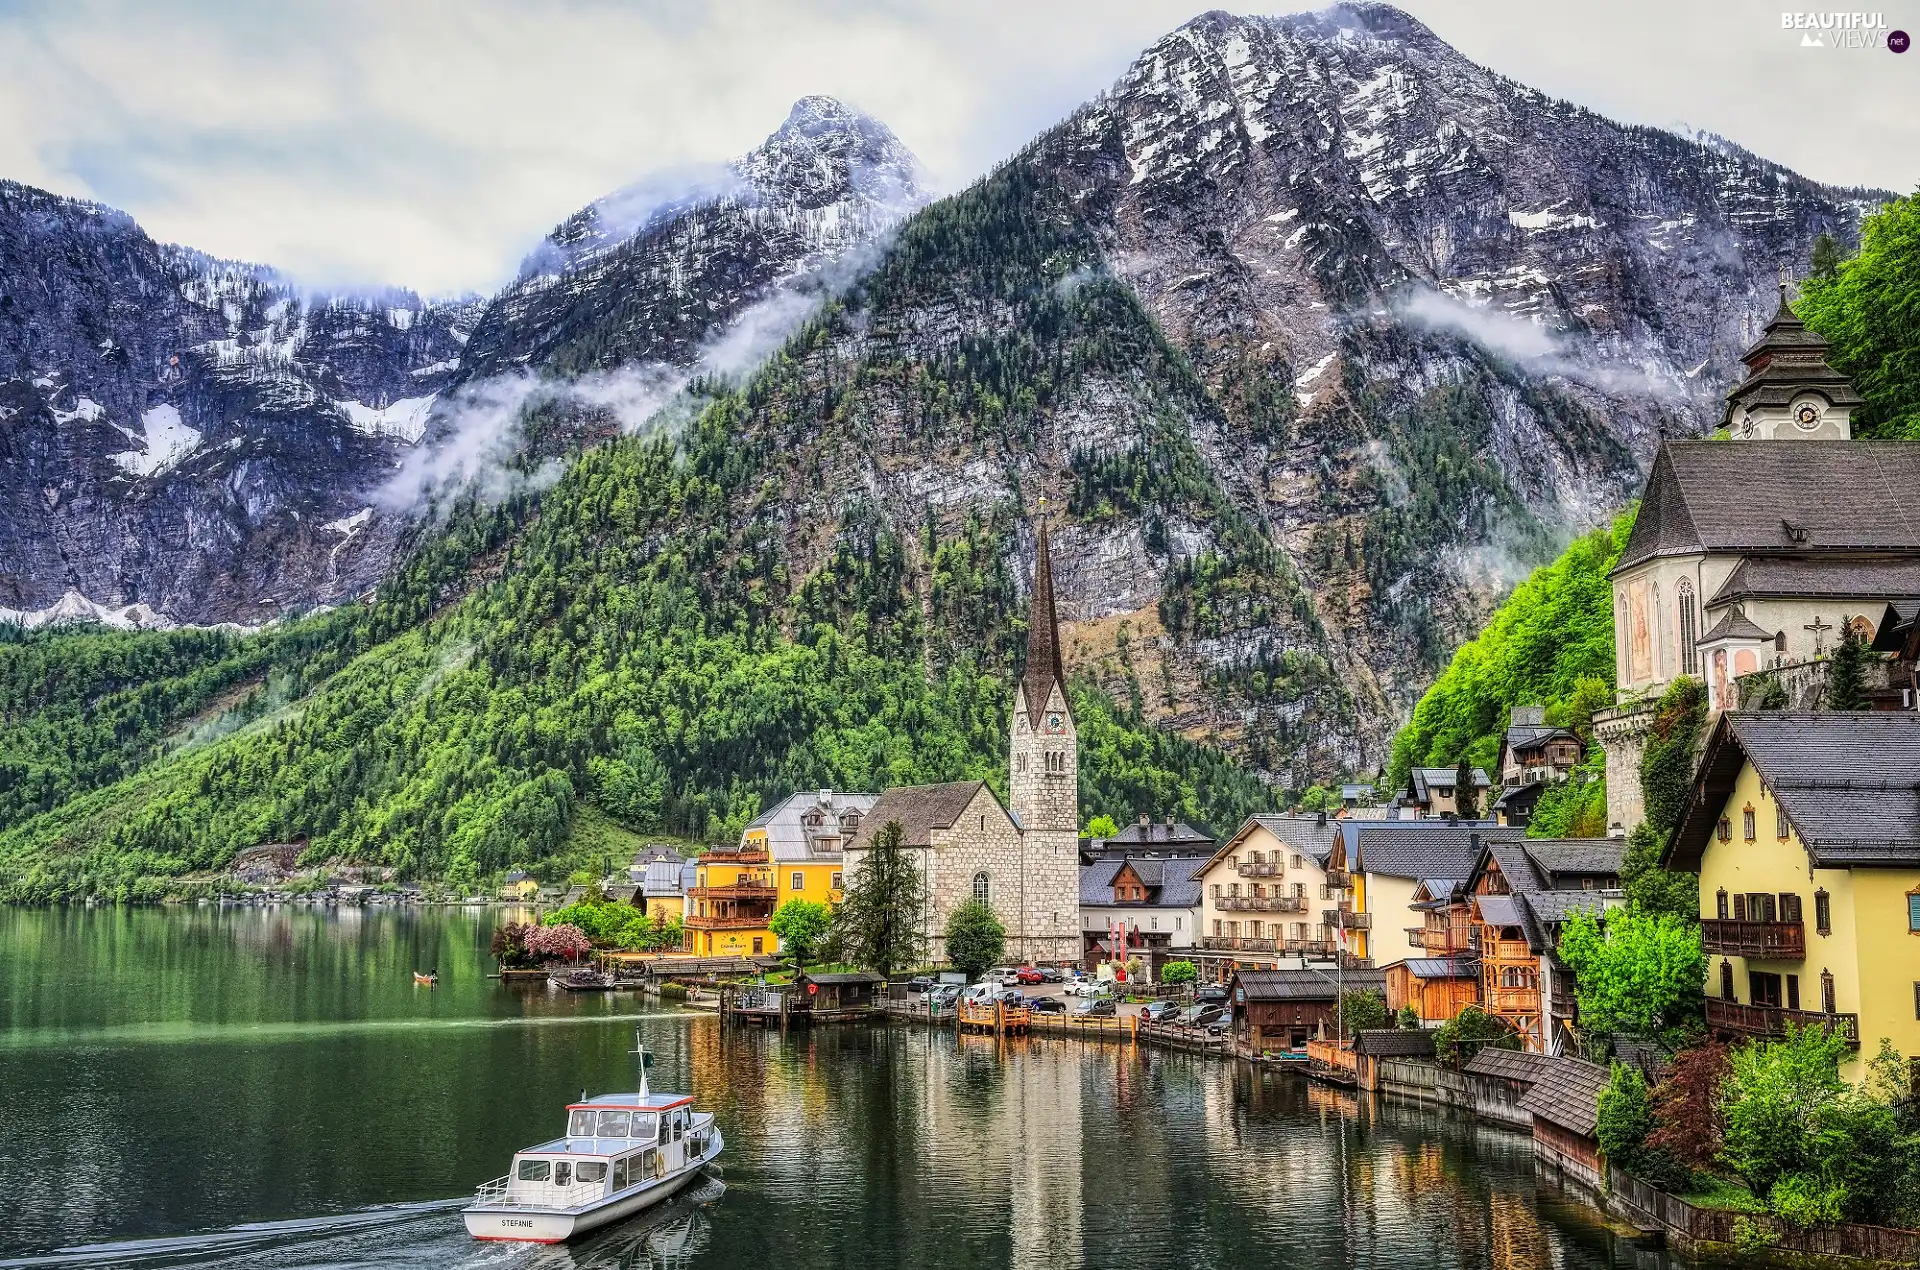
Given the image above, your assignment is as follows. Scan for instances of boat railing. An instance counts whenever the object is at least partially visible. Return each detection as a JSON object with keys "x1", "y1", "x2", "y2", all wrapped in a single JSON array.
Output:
[{"x1": 471, "y1": 1175, "x2": 608, "y2": 1210}]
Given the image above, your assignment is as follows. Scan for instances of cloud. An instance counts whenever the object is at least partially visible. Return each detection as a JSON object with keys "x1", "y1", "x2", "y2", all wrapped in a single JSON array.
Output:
[{"x1": 1392, "y1": 286, "x2": 1686, "y2": 400}]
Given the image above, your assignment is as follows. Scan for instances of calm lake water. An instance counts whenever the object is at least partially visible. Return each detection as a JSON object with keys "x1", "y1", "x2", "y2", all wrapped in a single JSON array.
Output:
[{"x1": 0, "y1": 906, "x2": 1677, "y2": 1269}]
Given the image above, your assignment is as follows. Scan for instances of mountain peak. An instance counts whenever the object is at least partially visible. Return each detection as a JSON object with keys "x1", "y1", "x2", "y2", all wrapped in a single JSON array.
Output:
[{"x1": 740, "y1": 94, "x2": 928, "y2": 215}]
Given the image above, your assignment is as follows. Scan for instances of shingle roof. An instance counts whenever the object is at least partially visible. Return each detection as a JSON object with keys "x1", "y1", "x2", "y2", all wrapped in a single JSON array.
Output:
[
  {"x1": 1233, "y1": 968, "x2": 1387, "y2": 1002},
  {"x1": 846, "y1": 782, "x2": 990, "y2": 850},
  {"x1": 744, "y1": 790, "x2": 881, "y2": 861},
  {"x1": 1020, "y1": 518, "x2": 1067, "y2": 722},
  {"x1": 801, "y1": 971, "x2": 882, "y2": 986},
  {"x1": 1354, "y1": 1028, "x2": 1437, "y2": 1057},
  {"x1": 1516, "y1": 1056, "x2": 1611, "y2": 1137},
  {"x1": 1476, "y1": 894, "x2": 1525, "y2": 927},
  {"x1": 1524, "y1": 890, "x2": 1615, "y2": 924},
  {"x1": 1522, "y1": 840, "x2": 1626, "y2": 880},
  {"x1": 1351, "y1": 825, "x2": 1523, "y2": 881},
  {"x1": 1104, "y1": 820, "x2": 1214, "y2": 849},
  {"x1": 1709, "y1": 556, "x2": 1920, "y2": 608},
  {"x1": 1200, "y1": 814, "x2": 1337, "y2": 881},
  {"x1": 1697, "y1": 605, "x2": 1774, "y2": 645},
  {"x1": 1078, "y1": 856, "x2": 1206, "y2": 909},
  {"x1": 1465, "y1": 1047, "x2": 1554, "y2": 1083},
  {"x1": 1507, "y1": 724, "x2": 1580, "y2": 752},
  {"x1": 1615, "y1": 441, "x2": 1920, "y2": 573},
  {"x1": 1669, "y1": 712, "x2": 1920, "y2": 869}
]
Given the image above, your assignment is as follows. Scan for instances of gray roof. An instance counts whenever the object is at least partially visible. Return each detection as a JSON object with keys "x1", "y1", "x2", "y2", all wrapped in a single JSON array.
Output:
[
  {"x1": 744, "y1": 790, "x2": 880, "y2": 861},
  {"x1": 1406, "y1": 767, "x2": 1491, "y2": 802},
  {"x1": 1078, "y1": 856, "x2": 1205, "y2": 909},
  {"x1": 1516, "y1": 1056, "x2": 1611, "y2": 1137},
  {"x1": 1242, "y1": 814, "x2": 1338, "y2": 855},
  {"x1": 800, "y1": 971, "x2": 882, "y2": 986},
  {"x1": 1616, "y1": 441, "x2": 1920, "y2": 573},
  {"x1": 1522, "y1": 839, "x2": 1626, "y2": 881},
  {"x1": 1524, "y1": 890, "x2": 1616, "y2": 923},
  {"x1": 1233, "y1": 968, "x2": 1387, "y2": 1002},
  {"x1": 1400, "y1": 957, "x2": 1475, "y2": 979},
  {"x1": 641, "y1": 858, "x2": 686, "y2": 896},
  {"x1": 845, "y1": 782, "x2": 989, "y2": 850},
  {"x1": 1710, "y1": 556, "x2": 1920, "y2": 608},
  {"x1": 1475, "y1": 894, "x2": 1524, "y2": 927},
  {"x1": 1103, "y1": 820, "x2": 1214, "y2": 849},
  {"x1": 1505, "y1": 723, "x2": 1580, "y2": 753},
  {"x1": 1354, "y1": 1028, "x2": 1437, "y2": 1057},
  {"x1": 1696, "y1": 605, "x2": 1774, "y2": 645},
  {"x1": 1464, "y1": 1047, "x2": 1554, "y2": 1083},
  {"x1": 1342, "y1": 824, "x2": 1522, "y2": 881},
  {"x1": 1670, "y1": 712, "x2": 1920, "y2": 869}
]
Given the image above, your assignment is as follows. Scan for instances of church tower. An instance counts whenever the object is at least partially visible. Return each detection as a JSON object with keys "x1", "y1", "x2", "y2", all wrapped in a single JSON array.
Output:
[
  {"x1": 1008, "y1": 510, "x2": 1081, "y2": 962},
  {"x1": 1724, "y1": 283, "x2": 1862, "y2": 440}
]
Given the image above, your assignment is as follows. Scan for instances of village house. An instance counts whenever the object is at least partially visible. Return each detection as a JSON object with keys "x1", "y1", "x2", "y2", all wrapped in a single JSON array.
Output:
[
  {"x1": 1460, "y1": 837, "x2": 1625, "y2": 1054},
  {"x1": 499, "y1": 870, "x2": 540, "y2": 902},
  {"x1": 1395, "y1": 767, "x2": 1492, "y2": 818},
  {"x1": 842, "y1": 516, "x2": 1082, "y2": 965},
  {"x1": 1515, "y1": 1055, "x2": 1612, "y2": 1190},
  {"x1": 1077, "y1": 850, "x2": 1206, "y2": 971},
  {"x1": 1229, "y1": 966, "x2": 1388, "y2": 1056},
  {"x1": 1088, "y1": 815, "x2": 1214, "y2": 856},
  {"x1": 687, "y1": 789, "x2": 876, "y2": 958},
  {"x1": 1489, "y1": 706, "x2": 1584, "y2": 829},
  {"x1": 1663, "y1": 711, "x2": 1920, "y2": 1075},
  {"x1": 1191, "y1": 814, "x2": 1341, "y2": 981},
  {"x1": 637, "y1": 855, "x2": 695, "y2": 922},
  {"x1": 1594, "y1": 294, "x2": 1920, "y2": 831},
  {"x1": 1327, "y1": 821, "x2": 1519, "y2": 967}
]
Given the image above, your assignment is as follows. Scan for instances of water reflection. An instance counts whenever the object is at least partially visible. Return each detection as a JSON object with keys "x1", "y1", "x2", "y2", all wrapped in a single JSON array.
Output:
[{"x1": 0, "y1": 909, "x2": 1678, "y2": 1269}]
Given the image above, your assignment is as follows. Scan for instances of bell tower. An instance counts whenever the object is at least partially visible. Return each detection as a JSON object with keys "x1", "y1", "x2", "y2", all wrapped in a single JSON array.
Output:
[{"x1": 1009, "y1": 510, "x2": 1077, "y2": 835}]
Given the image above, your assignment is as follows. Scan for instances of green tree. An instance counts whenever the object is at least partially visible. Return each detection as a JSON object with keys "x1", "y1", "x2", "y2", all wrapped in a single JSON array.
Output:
[
  {"x1": 1556, "y1": 908, "x2": 1705, "y2": 1039},
  {"x1": 1452, "y1": 756, "x2": 1479, "y2": 820},
  {"x1": 829, "y1": 820, "x2": 925, "y2": 976},
  {"x1": 1159, "y1": 959, "x2": 1197, "y2": 984},
  {"x1": 1826, "y1": 617, "x2": 1871, "y2": 710},
  {"x1": 1797, "y1": 192, "x2": 1920, "y2": 439},
  {"x1": 768, "y1": 898, "x2": 833, "y2": 968},
  {"x1": 1640, "y1": 676, "x2": 1707, "y2": 838},
  {"x1": 1396, "y1": 1004, "x2": 1420, "y2": 1029},
  {"x1": 1809, "y1": 231, "x2": 1842, "y2": 279},
  {"x1": 1433, "y1": 1005, "x2": 1520, "y2": 1068},
  {"x1": 1084, "y1": 814, "x2": 1119, "y2": 840},
  {"x1": 1598, "y1": 1062, "x2": 1692, "y2": 1190},
  {"x1": 1339, "y1": 988, "x2": 1389, "y2": 1038},
  {"x1": 943, "y1": 899, "x2": 1006, "y2": 982},
  {"x1": 1621, "y1": 822, "x2": 1700, "y2": 921}
]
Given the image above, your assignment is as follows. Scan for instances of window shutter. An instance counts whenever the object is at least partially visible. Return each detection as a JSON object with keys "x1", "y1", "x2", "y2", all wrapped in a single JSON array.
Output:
[
  {"x1": 1716, "y1": 889, "x2": 1729, "y2": 920},
  {"x1": 1733, "y1": 893, "x2": 1748, "y2": 921},
  {"x1": 1787, "y1": 975, "x2": 1800, "y2": 1011},
  {"x1": 1910, "y1": 894, "x2": 1920, "y2": 934},
  {"x1": 1822, "y1": 971, "x2": 1837, "y2": 1015},
  {"x1": 1815, "y1": 890, "x2": 1832, "y2": 936},
  {"x1": 1781, "y1": 893, "x2": 1801, "y2": 923},
  {"x1": 1720, "y1": 961, "x2": 1736, "y2": 1001}
]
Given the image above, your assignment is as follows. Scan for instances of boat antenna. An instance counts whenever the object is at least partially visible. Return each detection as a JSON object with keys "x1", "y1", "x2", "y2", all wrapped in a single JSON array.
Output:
[{"x1": 632, "y1": 1028, "x2": 652, "y2": 1100}]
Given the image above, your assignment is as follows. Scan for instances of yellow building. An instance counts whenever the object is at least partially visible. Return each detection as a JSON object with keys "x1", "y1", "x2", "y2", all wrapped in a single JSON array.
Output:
[
  {"x1": 499, "y1": 871, "x2": 540, "y2": 902},
  {"x1": 685, "y1": 790, "x2": 875, "y2": 958},
  {"x1": 1665, "y1": 711, "x2": 1920, "y2": 1075}
]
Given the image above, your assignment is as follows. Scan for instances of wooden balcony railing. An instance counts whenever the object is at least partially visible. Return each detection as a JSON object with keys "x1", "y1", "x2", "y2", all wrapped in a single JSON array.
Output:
[
  {"x1": 687, "y1": 882, "x2": 778, "y2": 901},
  {"x1": 1484, "y1": 986, "x2": 1541, "y2": 1013},
  {"x1": 1237, "y1": 861, "x2": 1280, "y2": 877},
  {"x1": 1219, "y1": 895, "x2": 1308, "y2": 913},
  {"x1": 1323, "y1": 869, "x2": 1351, "y2": 887},
  {"x1": 1323, "y1": 908, "x2": 1370, "y2": 930},
  {"x1": 1701, "y1": 918, "x2": 1805, "y2": 959},
  {"x1": 1408, "y1": 927, "x2": 1475, "y2": 954},
  {"x1": 1706, "y1": 997, "x2": 1859, "y2": 1046},
  {"x1": 1201, "y1": 936, "x2": 1278, "y2": 952},
  {"x1": 697, "y1": 848, "x2": 769, "y2": 864},
  {"x1": 684, "y1": 912, "x2": 774, "y2": 930}
]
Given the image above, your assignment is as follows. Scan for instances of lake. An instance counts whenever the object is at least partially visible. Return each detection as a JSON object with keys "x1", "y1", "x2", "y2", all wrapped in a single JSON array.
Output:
[{"x1": 0, "y1": 905, "x2": 1675, "y2": 1269}]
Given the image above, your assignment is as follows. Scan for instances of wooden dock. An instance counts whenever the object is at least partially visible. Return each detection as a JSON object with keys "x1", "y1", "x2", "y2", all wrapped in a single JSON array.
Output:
[{"x1": 880, "y1": 998, "x2": 1233, "y2": 1057}]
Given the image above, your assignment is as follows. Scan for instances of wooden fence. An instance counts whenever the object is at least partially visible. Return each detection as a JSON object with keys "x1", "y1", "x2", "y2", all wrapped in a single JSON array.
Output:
[{"x1": 1608, "y1": 1171, "x2": 1920, "y2": 1264}]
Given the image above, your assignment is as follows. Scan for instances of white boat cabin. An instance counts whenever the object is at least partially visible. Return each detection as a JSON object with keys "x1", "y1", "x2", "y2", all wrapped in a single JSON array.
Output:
[{"x1": 505, "y1": 1092, "x2": 704, "y2": 1209}]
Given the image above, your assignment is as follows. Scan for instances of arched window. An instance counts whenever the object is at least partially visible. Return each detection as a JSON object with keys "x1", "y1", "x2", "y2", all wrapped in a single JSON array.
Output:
[
  {"x1": 1677, "y1": 580, "x2": 1699, "y2": 675},
  {"x1": 972, "y1": 872, "x2": 990, "y2": 903}
]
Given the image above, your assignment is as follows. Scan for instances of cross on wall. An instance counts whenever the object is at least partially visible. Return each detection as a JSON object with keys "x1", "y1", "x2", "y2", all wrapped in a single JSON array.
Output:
[{"x1": 1804, "y1": 615, "x2": 1833, "y2": 654}]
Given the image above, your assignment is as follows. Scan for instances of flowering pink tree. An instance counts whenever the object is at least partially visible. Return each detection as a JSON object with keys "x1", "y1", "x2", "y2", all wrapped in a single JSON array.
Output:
[{"x1": 526, "y1": 923, "x2": 592, "y2": 963}]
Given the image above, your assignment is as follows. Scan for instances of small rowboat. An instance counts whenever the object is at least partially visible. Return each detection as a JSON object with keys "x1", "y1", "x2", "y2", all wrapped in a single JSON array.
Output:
[{"x1": 414, "y1": 971, "x2": 439, "y2": 986}]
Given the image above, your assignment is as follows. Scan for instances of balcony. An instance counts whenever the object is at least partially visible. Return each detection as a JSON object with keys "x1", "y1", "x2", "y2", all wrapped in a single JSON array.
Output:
[
  {"x1": 1201, "y1": 936, "x2": 1279, "y2": 953},
  {"x1": 1323, "y1": 908, "x2": 1370, "y2": 930},
  {"x1": 1323, "y1": 868, "x2": 1350, "y2": 887},
  {"x1": 1418, "y1": 927, "x2": 1477, "y2": 956},
  {"x1": 687, "y1": 881, "x2": 778, "y2": 901},
  {"x1": 1484, "y1": 986, "x2": 1541, "y2": 1014},
  {"x1": 684, "y1": 913, "x2": 774, "y2": 931},
  {"x1": 1237, "y1": 860, "x2": 1280, "y2": 877},
  {"x1": 1706, "y1": 997, "x2": 1859, "y2": 1046},
  {"x1": 1701, "y1": 918, "x2": 1805, "y2": 959},
  {"x1": 698, "y1": 848, "x2": 769, "y2": 864}
]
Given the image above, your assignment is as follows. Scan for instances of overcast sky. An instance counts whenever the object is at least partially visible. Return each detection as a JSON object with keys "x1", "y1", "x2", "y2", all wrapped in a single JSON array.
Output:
[{"x1": 2, "y1": 0, "x2": 1914, "y2": 297}]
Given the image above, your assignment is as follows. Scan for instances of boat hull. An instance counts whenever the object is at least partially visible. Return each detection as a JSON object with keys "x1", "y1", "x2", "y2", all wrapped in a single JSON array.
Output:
[{"x1": 465, "y1": 1131, "x2": 722, "y2": 1243}]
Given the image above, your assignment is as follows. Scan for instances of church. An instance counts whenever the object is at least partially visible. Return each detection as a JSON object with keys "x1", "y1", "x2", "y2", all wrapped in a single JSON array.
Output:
[
  {"x1": 840, "y1": 515, "x2": 1084, "y2": 965},
  {"x1": 1596, "y1": 288, "x2": 1920, "y2": 831}
]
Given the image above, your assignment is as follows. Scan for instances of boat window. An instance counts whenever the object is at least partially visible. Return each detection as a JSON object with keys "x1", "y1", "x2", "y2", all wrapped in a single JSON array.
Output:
[
  {"x1": 630, "y1": 1112, "x2": 658, "y2": 1141},
  {"x1": 657, "y1": 1116, "x2": 669, "y2": 1144},
  {"x1": 646, "y1": 1148, "x2": 662, "y2": 1179},
  {"x1": 673, "y1": 1112, "x2": 683, "y2": 1142},
  {"x1": 569, "y1": 1110, "x2": 596, "y2": 1138},
  {"x1": 516, "y1": 1159, "x2": 552, "y2": 1182},
  {"x1": 612, "y1": 1157, "x2": 629, "y2": 1191},
  {"x1": 596, "y1": 1111, "x2": 633, "y2": 1137},
  {"x1": 575, "y1": 1161, "x2": 607, "y2": 1184},
  {"x1": 553, "y1": 1161, "x2": 572, "y2": 1187}
]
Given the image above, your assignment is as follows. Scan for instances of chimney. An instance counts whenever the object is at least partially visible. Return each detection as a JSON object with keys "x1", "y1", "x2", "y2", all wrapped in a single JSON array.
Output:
[
  {"x1": 1316, "y1": 810, "x2": 1327, "y2": 827},
  {"x1": 1470, "y1": 832, "x2": 1482, "y2": 853},
  {"x1": 1139, "y1": 813, "x2": 1150, "y2": 827},
  {"x1": 818, "y1": 789, "x2": 832, "y2": 805}
]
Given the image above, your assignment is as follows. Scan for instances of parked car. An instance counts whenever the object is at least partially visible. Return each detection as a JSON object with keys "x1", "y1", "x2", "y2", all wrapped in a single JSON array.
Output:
[
  {"x1": 1183, "y1": 1004, "x2": 1226, "y2": 1029},
  {"x1": 1064, "y1": 979, "x2": 1107, "y2": 998},
  {"x1": 1140, "y1": 1000, "x2": 1180, "y2": 1025},
  {"x1": 907, "y1": 976, "x2": 936, "y2": 994},
  {"x1": 1077, "y1": 997, "x2": 1117, "y2": 1018},
  {"x1": 983, "y1": 967, "x2": 1021, "y2": 986},
  {"x1": 1194, "y1": 985, "x2": 1229, "y2": 1005},
  {"x1": 1038, "y1": 967, "x2": 1066, "y2": 983},
  {"x1": 925, "y1": 985, "x2": 961, "y2": 1009},
  {"x1": 1029, "y1": 995, "x2": 1067, "y2": 1014},
  {"x1": 1015, "y1": 966, "x2": 1044, "y2": 984}
]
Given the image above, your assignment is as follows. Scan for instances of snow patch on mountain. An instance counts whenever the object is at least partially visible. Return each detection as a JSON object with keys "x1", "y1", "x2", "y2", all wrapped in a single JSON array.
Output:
[
  {"x1": 0, "y1": 589, "x2": 173, "y2": 630},
  {"x1": 337, "y1": 395, "x2": 436, "y2": 443},
  {"x1": 110, "y1": 404, "x2": 201, "y2": 477}
]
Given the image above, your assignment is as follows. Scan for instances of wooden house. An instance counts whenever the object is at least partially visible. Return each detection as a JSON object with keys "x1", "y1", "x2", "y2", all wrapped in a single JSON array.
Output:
[
  {"x1": 1515, "y1": 1055, "x2": 1611, "y2": 1190},
  {"x1": 794, "y1": 971, "x2": 883, "y2": 1018},
  {"x1": 1230, "y1": 967, "x2": 1387, "y2": 1054},
  {"x1": 1384, "y1": 957, "x2": 1479, "y2": 1024}
]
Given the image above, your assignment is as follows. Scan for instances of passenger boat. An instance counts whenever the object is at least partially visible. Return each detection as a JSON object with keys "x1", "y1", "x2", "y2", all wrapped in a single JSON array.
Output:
[
  {"x1": 463, "y1": 1039, "x2": 723, "y2": 1243},
  {"x1": 550, "y1": 966, "x2": 613, "y2": 991}
]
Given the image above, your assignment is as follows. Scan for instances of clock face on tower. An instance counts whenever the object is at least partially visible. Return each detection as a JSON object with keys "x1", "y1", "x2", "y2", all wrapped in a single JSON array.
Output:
[
  {"x1": 1794, "y1": 402, "x2": 1822, "y2": 430},
  {"x1": 1044, "y1": 712, "x2": 1066, "y2": 735}
]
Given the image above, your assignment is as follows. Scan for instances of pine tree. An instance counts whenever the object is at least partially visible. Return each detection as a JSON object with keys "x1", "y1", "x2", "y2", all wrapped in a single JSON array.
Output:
[
  {"x1": 1827, "y1": 617, "x2": 1871, "y2": 710},
  {"x1": 1452, "y1": 756, "x2": 1479, "y2": 820},
  {"x1": 829, "y1": 820, "x2": 926, "y2": 976},
  {"x1": 1809, "y1": 232, "x2": 1841, "y2": 280}
]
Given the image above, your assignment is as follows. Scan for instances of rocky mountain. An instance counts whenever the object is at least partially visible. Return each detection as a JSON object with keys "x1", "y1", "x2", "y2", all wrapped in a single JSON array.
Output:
[
  {"x1": 0, "y1": 97, "x2": 927, "y2": 625},
  {"x1": 629, "y1": 4, "x2": 1884, "y2": 781}
]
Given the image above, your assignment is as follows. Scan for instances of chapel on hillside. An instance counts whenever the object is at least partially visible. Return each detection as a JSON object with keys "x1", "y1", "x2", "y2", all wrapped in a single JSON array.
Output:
[
  {"x1": 841, "y1": 515, "x2": 1083, "y2": 964},
  {"x1": 1595, "y1": 288, "x2": 1920, "y2": 831}
]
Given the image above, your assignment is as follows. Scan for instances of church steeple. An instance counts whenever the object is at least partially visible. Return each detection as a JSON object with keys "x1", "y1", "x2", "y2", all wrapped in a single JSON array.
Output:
[
  {"x1": 1723, "y1": 278, "x2": 1861, "y2": 439},
  {"x1": 1021, "y1": 511, "x2": 1068, "y2": 722}
]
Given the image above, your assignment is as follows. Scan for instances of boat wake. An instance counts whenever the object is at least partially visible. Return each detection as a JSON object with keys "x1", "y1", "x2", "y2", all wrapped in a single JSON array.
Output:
[{"x1": 0, "y1": 1178, "x2": 727, "y2": 1270}]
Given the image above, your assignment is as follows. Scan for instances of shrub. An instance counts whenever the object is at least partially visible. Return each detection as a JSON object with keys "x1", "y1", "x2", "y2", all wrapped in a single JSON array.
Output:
[
  {"x1": 1396, "y1": 1004, "x2": 1420, "y2": 1029},
  {"x1": 1648, "y1": 1040, "x2": 1730, "y2": 1170},
  {"x1": 1557, "y1": 908, "x2": 1704, "y2": 1039},
  {"x1": 1599, "y1": 1062, "x2": 1693, "y2": 1190},
  {"x1": 1433, "y1": 1006, "x2": 1519, "y2": 1067},
  {"x1": 1640, "y1": 677, "x2": 1706, "y2": 837},
  {"x1": 1339, "y1": 989, "x2": 1389, "y2": 1037},
  {"x1": 1159, "y1": 960, "x2": 1197, "y2": 984},
  {"x1": 526, "y1": 923, "x2": 591, "y2": 961}
]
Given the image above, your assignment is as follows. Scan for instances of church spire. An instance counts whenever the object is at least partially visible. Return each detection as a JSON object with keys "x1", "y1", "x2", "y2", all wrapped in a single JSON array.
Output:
[{"x1": 1021, "y1": 505, "x2": 1067, "y2": 721}]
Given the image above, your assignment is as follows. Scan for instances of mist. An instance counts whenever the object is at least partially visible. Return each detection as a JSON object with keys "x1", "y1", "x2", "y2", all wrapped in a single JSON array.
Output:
[{"x1": 1393, "y1": 285, "x2": 1687, "y2": 400}]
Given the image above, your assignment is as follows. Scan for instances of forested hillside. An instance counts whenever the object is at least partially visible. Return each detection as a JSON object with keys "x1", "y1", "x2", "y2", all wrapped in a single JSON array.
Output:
[{"x1": 1799, "y1": 191, "x2": 1920, "y2": 439}]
